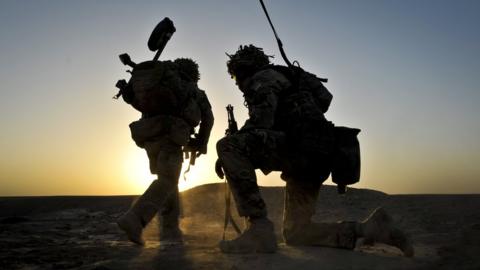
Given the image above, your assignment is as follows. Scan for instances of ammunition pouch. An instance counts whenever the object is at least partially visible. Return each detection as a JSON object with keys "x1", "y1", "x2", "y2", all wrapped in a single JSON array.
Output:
[
  {"x1": 331, "y1": 126, "x2": 361, "y2": 192},
  {"x1": 129, "y1": 115, "x2": 191, "y2": 148}
]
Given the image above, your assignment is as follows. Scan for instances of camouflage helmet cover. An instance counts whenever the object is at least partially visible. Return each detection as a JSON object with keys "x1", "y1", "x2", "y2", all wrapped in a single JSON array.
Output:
[
  {"x1": 174, "y1": 58, "x2": 200, "y2": 82},
  {"x1": 226, "y1": 45, "x2": 271, "y2": 78}
]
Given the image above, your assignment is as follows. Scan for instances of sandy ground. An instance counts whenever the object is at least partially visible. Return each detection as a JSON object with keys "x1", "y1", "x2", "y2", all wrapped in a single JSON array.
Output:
[{"x1": 1, "y1": 183, "x2": 479, "y2": 270}]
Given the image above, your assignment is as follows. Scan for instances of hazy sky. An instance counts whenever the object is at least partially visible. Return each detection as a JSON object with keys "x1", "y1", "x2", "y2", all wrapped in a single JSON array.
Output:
[{"x1": 1, "y1": 0, "x2": 479, "y2": 196}]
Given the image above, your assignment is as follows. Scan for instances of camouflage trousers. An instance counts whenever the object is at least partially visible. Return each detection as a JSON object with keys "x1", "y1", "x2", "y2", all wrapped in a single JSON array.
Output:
[
  {"x1": 130, "y1": 136, "x2": 183, "y2": 228},
  {"x1": 283, "y1": 180, "x2": 356, "y2": 249},
  {"x1": 217, "y1": 130, "x2": 356, "y2": 249}
]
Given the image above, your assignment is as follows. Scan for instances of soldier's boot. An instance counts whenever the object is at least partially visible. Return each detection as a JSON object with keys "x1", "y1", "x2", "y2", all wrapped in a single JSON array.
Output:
[
  {"x1": 219, "y1": 217, "x2": 277, "y2": 253},
  {"x1": 159, "y1": 186, "x2": 183, "y2": 243},
  {"x1": 117, "y1": 210, "x2": 145, "y2": 245},
  {"x1": 117, "y1": 180, "x2": 170, "y2": 246},
  {"x1": 159, "y1": 214, "x2": 183, "y2": 243},
  {"x1": 117, "y1": 198, "x2": 158, "y2": 246},
  {"x1": 358, "y1": 207, "x2": 414, "y2": 257},
  {"x1": 284, "y1": 222, "x2": 357, "y2": 250}
]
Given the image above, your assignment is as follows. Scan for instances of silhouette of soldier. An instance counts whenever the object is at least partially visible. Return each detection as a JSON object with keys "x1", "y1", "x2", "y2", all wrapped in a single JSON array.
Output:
[
  {"x1": 216, "y1": 45, "x2": 413, "y2": 256},
  {"x1": 115, "y1": 19, "x2": 214, "y2": 245}
]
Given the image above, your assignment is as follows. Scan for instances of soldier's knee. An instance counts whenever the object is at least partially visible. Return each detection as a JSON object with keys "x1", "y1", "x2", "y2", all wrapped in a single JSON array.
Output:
[
  {"x1": 155, "y1": 150, "x2": 183, "y2": 178},
  {"x1": 216, "y1": 136, "x2": 234, "y2": 156},
  {"x1": 151, "y1": 178, "x2": 177, "y2": 194}
]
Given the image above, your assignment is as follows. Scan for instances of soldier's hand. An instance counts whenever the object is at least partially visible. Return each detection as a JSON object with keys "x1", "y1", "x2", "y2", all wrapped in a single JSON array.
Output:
[
  {"x1": 197, "y1": 144, "x2": 207, "y2": 155},
  {"x1": 188, "y1": 138, "x2": 207, "y2": 154},
  {"x1": 215, "y1": 159, "x2": 224, "y2": 179},
  {"x1": 187, "y1": 137, "x2": 200, "y2": 148},
  {"x1": 187, "y1": 140, "x2": 207, "y2": 159}
]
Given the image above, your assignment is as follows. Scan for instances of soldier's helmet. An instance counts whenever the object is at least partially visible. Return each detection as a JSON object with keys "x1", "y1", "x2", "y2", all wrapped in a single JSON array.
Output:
[
  {"x1": 226, "y1": 45, "x2": 271, "y2": 79},
  {"x1": 174, "y1": 58, "x2": 200, "y2": 83}
]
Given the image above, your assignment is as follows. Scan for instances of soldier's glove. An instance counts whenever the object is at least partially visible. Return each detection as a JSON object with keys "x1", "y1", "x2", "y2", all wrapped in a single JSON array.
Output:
[
  {"x1": 196, "y1": 143, "x2": 207, "y2": 155},
  {"x1": 215, "y1": 159, "x2": 225, "y2": 179},
  {"x1": 187, "y1": 138, "x2": 207, "y2": 157}
]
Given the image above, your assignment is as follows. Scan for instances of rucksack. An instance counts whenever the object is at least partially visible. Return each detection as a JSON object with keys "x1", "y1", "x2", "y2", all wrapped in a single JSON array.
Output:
[
  {"x1": 269, "y1": 65, "x2": 332, "y2": 114},
  {"x1": 270, "y1": 65, "x2": 361, "y2": 193},
  {"x1": 129, "y1": 60, "x2": 201, "y2": 127}
]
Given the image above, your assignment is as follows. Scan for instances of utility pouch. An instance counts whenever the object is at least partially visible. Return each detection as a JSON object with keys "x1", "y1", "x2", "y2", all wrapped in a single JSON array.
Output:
[{"x1": 331, "y1": 126, "x2": 361, "y2": 194}]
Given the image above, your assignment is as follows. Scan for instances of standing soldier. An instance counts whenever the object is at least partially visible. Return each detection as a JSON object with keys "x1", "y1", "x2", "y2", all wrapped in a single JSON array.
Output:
[
  {"x1": 215, "y1": 44, "x2": 413, "y2": 256},
  {"x1": 115, "y1": 19, "x2": 214, "y2": 245}
]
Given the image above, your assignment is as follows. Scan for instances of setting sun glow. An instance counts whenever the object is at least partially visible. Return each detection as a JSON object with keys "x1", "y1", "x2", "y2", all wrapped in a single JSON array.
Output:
[
  {"x1": 123, "y1": 149, "x2": 207, "y2": 193},
  {"x1": 1, "y1": 1, "x2": 479, "y2": 196}
]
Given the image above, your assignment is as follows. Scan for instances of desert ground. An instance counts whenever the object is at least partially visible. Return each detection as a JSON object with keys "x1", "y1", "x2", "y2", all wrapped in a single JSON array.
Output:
[{"x1": 1, "y1": 183, "x2": 479, "y2": 270}]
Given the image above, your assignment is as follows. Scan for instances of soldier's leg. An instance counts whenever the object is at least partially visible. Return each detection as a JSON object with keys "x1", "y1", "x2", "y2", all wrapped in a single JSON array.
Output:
[
  {"x1": 282, "y1": 180, "x2": 414, "y2": 256},
  {"x1": 216, "y1": 134, "x2": 267, "y2": 218},
  {"x1": 159, "y1": 185, "x2": 183, "y2": 242},
  {"x1": 282, "y1": 180, "x2": 356, "y2": 249},
  {"x1": 118, "y1": 139, "x2": 183, "y2": 245},
  {"x1": 357, "y1": 207, "x2": 414, "y2": 257},
  {"x1": 216, "y1": 133, "x2": 277, "y2": 253}
]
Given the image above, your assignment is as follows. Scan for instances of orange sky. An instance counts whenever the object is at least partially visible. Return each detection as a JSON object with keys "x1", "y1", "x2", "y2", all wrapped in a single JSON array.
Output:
[{"x1": 1, "y1": 1, "x2": 480, "y2": 196}]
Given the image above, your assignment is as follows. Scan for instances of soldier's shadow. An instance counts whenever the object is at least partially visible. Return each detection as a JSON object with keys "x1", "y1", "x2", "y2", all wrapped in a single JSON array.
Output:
[
  {"x1": 150, "y1": 243, "x2": 194, "y2": 269},
  {"x1": 147, "y1": 212, "x2": 196, "y2": 269}
]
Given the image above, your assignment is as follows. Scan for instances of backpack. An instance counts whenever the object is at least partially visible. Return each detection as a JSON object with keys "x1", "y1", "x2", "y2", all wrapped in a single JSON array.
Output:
[
  {"x1": 129, "y1": 60, "x2": 201, "y2": 128},
  {"x1": 269, "y1": 65, "x2": 332, "y2": 114},
  {"x1": 270, "y1": 65, "x2": 361, "y2": 193}
]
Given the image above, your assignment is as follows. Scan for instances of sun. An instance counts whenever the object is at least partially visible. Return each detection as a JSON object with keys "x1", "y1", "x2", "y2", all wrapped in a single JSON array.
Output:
[
  {"x1": 124, "y1": 149, "x2": 201, "y2": 193},
  {"x1": 123, "y1": 150, "x2": 155, "y2": 193}
]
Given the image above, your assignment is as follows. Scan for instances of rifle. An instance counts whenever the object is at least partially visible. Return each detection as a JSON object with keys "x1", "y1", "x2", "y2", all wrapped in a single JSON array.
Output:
[
  {"x1": 113, "y1": 17, "x2": 176, "y2": 99},
  {"x1": 225, "y1": 104, "x2": 238, "y2": 135},
  {"x1": 220, "y1": 104, "x2": 242, "y2": 239}
]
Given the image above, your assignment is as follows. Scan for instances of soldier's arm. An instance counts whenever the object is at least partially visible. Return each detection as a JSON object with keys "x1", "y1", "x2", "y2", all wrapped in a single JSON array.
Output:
[
  {"x1": 241, "y1": 70, "x2": 290, "y2": 131},
  {"x1": 242, "y1": 88, "x2": 279, "y2": 130},
  {"x1": 196, "y1": 90, "x2": 214, "y2": 153}
]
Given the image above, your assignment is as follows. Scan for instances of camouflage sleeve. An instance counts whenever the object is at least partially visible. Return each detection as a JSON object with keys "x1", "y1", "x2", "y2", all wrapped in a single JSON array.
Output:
[
  {"x1": 196, "y1": 89, "x2": 214, "y2": 148},
  {"x1": 241, "y1": 69, "x2": 290, "y2": 131}
]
